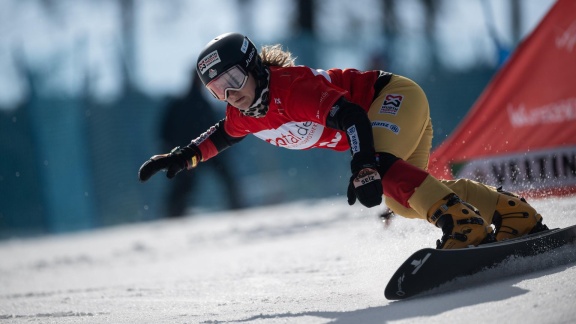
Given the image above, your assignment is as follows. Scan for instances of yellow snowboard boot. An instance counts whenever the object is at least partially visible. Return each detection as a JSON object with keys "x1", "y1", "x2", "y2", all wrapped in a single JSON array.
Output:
[
  {"x1": 492, "y1": 189, "x2": 548, "y2": 241},
  {"x1": 428, "y1": 193, "x2": 494, "y2": 249}
]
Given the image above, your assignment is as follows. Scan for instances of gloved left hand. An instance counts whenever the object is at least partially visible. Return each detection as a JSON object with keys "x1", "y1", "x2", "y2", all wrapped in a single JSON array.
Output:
[
  {"x1": 347, "y1": 167, "x2": 383, "y2": 208},
  {"x1": 138, "y1": 146, "x2": 200, "y2": 182}
]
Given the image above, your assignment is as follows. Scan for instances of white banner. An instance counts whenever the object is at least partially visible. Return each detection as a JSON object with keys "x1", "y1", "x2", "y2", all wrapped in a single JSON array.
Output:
[{"x1": 453, "y1": 146, "x2": 576, "y2": 193}]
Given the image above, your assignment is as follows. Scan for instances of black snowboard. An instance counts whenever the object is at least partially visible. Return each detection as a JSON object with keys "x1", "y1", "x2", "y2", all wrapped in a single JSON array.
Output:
[{"x1": 384, "y1": 224, "x2": 576, "y2": 300}]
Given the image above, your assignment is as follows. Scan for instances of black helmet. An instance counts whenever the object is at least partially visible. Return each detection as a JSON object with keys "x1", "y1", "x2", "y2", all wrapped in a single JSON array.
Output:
[{"x1": 196, "y1": 33, "x2": 260, "y2": 88}]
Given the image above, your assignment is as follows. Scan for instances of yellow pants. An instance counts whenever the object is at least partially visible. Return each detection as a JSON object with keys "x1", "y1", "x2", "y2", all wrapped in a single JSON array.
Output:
[{"x1": 367, "y1": 75, "x2": 500, "y2": 223}]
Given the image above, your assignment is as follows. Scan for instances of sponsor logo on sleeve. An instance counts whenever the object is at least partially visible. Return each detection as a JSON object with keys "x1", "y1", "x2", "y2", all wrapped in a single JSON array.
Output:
[
  {"x1": 347, "y1": 125, "x2": 360, "y2": 155},
  {"x1": 192, "y1": 125, "x2": 217, "y2": 145},
  {"x1": 379, "y1": 94, "x2": 404, "y2": 115},
  {"x1": 372, "y1": 121, "x2": 400, "y2": 134},
  {"x1": 329, "y1": 104, "x2": 340, "y2": 117},
  {"x1": 198, "y1": 50, "x2": 221, "y2": 75}
]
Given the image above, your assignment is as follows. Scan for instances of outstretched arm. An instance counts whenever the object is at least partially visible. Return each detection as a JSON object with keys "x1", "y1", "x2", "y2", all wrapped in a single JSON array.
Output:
[{"x1": 191, "y1": 119, "x2": 246, "y2": 162}]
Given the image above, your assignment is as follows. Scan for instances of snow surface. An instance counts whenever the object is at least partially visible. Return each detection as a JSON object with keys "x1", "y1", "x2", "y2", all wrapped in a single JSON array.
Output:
[{"x1": 1, "y1": 196, "x2": 576, "y2": 324}]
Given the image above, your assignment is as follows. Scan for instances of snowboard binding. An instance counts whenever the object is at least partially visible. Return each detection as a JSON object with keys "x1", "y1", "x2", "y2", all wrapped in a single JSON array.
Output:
[
  {"x1": 492, "y1": 188, "x2": 548, "y2": 241},
  {"x1": 428, "y1": 193, "x2": 494, "y2": 249}
]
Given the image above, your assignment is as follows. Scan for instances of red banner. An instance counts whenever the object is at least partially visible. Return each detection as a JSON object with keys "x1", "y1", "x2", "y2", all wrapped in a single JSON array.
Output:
[{"x1": 429, "y1": 0, "x2": 576, "y2": 197}]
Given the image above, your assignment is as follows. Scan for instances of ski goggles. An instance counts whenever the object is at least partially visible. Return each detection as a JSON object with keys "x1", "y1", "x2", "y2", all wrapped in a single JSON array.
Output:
[{"x1": 206, "y1": 65, "x2": 248, "y2": 101}]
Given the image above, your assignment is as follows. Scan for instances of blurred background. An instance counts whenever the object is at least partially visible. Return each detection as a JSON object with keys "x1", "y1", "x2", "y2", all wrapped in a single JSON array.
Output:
[{"x1": 0, "y1": 0, "x2": 556, "y2": 238}]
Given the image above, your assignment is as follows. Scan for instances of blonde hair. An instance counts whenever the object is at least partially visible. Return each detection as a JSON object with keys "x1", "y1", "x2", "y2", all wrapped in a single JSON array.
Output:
[{"x1": 260, "y1": 44, "x2": 296, "y2": 67}]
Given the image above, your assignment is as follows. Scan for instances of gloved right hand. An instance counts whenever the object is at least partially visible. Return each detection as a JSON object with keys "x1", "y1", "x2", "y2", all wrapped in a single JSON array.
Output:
[
  {"x1": 138, "y1": 146, "x2": 200, "y2": 182},
  {"x1": 347, "y1": 167, "x2": 383, "y2": 208}
]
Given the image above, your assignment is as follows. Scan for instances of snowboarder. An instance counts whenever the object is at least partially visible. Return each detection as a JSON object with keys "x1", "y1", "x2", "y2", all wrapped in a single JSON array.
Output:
[{"x1": 139, "y1": 32, "x2": 548, "y2": 249}]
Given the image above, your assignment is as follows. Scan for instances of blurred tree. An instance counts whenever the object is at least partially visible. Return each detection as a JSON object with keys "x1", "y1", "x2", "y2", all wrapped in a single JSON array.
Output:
[
  {"x1": 377, "y1": 0, "x2": 440, "y2": 71},
  {"x1": 382, "y1": 0, "x2": 399, "y2": 42},
  {"x1": 0, "y1": 51, "x2": 46, "y2": 237},
  {"x1": 482, "y1": 0, "x2": 514, "y2": 66},
  {"x1": 292, "y1": 0, "x2": 317, "y2": 66},
  {"x1": 119, "y1": 0, "x2": 136, "y2": 92},
  {"x1": 421, "y1": 0, "x2": 440, "y2": 68},
  {"x1": 297, "y1": 0, "x2": 315, "y2": 33},
  {"x1": 237, "y1": 0, "x2": 255, "y2": 35},
  {"x1": 38, "y1": 0, "x2": 63, "y2": 25},
  {"x1": 375, "y1": 0, "x2": 399, "y2": 70},
  {"x1": 510, "y1": 0, "x2": 522, "y2": 46}
]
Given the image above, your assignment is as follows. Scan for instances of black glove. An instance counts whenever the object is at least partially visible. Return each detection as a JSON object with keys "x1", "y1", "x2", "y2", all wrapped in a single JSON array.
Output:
[
  {"x1": 347, "y1": 167, "x2": 383, "y2": 208},
  {"x1": 138, "y1": 146, "x2": 200, "y2": 182}
]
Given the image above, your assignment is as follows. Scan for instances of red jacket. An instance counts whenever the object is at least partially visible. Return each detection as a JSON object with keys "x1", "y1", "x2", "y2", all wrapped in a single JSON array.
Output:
[{"x1": 223, "y1": 66, "x2": 380, "y2": 152}]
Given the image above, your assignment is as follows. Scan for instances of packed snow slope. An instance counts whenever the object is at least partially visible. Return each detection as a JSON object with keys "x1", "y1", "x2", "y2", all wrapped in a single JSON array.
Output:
[{"x1": 1, "y1": 196, "x2": 576, "y2": 324}]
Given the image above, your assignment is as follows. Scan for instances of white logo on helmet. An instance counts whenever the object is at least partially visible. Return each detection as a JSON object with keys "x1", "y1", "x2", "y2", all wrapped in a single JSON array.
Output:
[
  {"x1": 198, "y1": 50, "x2": 221, "y2": 75},
  {"x1": 245, "y1": 47, "x2": 255, "y2": 68},
  {"x1": 241, "y1": 38, "x2": 249, "y2": 53}
]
